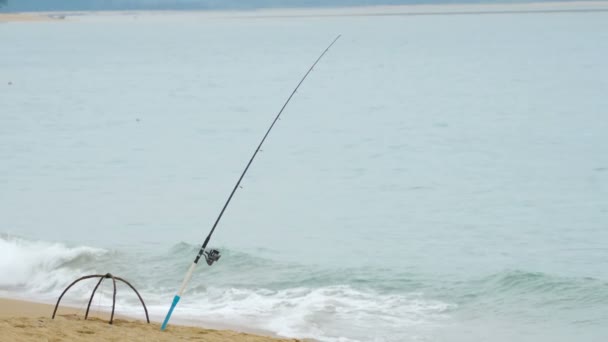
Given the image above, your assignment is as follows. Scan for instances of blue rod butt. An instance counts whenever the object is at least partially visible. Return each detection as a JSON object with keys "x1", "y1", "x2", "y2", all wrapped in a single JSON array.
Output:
[{"x1": 161, "y1": 295, "x2": 181, "y2": 331}]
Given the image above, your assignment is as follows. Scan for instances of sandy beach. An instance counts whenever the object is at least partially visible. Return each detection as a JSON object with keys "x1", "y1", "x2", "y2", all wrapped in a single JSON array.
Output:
[{"x1": 0, "y1": 298, "x2": 301, "y2": 342}]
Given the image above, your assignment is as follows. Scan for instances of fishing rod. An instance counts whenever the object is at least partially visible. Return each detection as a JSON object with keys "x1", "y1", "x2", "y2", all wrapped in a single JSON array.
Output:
[{"x1": 160, "y1": 35, "x2": 341, "y2": 331}]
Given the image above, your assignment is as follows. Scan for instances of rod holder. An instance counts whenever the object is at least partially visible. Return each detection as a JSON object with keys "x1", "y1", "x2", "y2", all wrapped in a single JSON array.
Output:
[{"x1": 52, "y1": 273, "x2": 150, "y2": 325}]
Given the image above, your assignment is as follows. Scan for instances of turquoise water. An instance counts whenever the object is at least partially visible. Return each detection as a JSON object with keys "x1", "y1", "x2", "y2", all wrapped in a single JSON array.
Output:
[{"x1": 1, "y1": 10, "x2": 608, "y2": 342}]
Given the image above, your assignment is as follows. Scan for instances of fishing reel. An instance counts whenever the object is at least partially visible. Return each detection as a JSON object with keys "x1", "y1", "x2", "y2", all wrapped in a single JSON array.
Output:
[{"x1": 204, "y1": 249, "x2": 221, "y2": 266}]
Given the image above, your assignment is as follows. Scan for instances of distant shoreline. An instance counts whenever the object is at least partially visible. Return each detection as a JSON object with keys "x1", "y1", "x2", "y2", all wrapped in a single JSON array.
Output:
[
  {"x1": 0, "y1": 13, "x2": 58, "y2": 22},
  {"x1": 2, "y1": 1, "x2": 608, "y2": 22}
]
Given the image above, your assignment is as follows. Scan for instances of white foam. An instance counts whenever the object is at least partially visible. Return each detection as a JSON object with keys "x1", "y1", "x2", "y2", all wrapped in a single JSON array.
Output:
[
  {"x1": 144, "y1": 285, "x2": 453, "y2": 342},
  {"x1": 0, "y1": 235, "x2": 107, "y2": 299},
  {"x1": 0, "y1": 235, "x2": 453, "y2": 341}
]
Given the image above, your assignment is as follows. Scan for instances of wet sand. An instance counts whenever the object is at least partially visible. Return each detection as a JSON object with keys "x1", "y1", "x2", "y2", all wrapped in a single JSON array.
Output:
[{"x1": 0, "y1": 298, "x2": 301, "y2": 342}]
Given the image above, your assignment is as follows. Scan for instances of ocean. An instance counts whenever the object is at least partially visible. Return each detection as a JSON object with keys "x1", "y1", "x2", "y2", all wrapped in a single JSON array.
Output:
[{"x1": 1, "y1": 7, "x2": 608, "y2": 342}]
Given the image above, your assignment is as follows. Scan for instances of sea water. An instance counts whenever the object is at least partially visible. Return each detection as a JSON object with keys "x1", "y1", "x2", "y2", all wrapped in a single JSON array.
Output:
[{"x1": 1, "y1": 9, "x2": 607, "y2": 342}]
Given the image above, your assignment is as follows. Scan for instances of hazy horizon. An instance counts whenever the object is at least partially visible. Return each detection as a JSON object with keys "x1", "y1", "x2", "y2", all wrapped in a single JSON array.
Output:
[{"x1": 0, "y1": 0, "x2": 598, "y2": 12}]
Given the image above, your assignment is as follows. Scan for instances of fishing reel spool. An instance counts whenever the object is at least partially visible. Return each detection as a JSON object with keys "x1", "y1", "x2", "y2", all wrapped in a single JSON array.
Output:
[{"x1": 204, "y1": 249, "x2": 221, "y2": 266}]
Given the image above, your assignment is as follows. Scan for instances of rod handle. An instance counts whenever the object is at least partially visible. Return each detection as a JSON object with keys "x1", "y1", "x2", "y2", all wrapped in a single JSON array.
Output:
[{"x1": 161, "y1": 295, "x2": 181, "y2": 331}]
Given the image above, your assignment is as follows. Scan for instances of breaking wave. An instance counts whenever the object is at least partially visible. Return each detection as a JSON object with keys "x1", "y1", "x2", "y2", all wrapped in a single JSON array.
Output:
[
  {"x1": 4, "y1": 235, "x2": 606, "y2": 341},
  {"x1": 0, "y1": 234, "x2": 108, "y2": 296},
  {"x1": 0, "y1": 235, "x2": 453, "y2": 341}
]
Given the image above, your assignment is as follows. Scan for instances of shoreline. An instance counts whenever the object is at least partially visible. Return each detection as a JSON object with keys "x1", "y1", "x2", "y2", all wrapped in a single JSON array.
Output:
[
  {"x1": 0, "y1": 297, "x2": 302, "y2": 341},
  {"x1": 1, "y1": 1, "x2": 608, "y2": 22}
]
